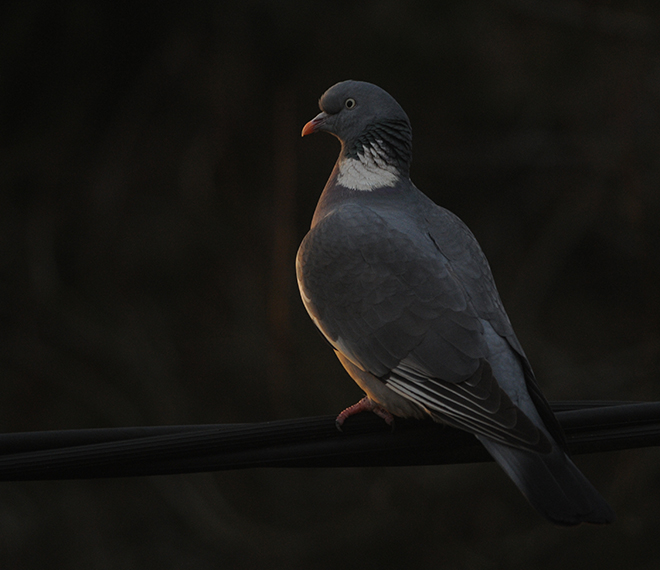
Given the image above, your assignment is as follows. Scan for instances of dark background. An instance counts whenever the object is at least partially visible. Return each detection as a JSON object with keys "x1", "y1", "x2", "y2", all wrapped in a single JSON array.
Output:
[{"x1": 2, "y1": 1, "x2": 660, "y2": 568}]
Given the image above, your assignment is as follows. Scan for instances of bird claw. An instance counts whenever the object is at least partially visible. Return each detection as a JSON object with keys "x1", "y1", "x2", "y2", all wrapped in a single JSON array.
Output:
[{"x1": 335, "y1": 397, "x2": 395, "y2": 431}]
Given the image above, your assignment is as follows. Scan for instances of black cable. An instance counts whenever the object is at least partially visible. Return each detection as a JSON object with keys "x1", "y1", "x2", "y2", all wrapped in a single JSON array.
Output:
[{"x1": 0, "y1": 401, "x2": 658, "y2": 481}]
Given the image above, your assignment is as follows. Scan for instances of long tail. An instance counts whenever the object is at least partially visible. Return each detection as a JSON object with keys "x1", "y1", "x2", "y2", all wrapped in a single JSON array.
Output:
[{"x1": 477, "y1": 436, "x2": 615, "y2": 526}]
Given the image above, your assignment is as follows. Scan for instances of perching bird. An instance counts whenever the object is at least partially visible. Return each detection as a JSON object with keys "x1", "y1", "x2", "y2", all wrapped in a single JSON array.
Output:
[{"x1": 296, "y1": 80, "x2": 614, "y2": 526}]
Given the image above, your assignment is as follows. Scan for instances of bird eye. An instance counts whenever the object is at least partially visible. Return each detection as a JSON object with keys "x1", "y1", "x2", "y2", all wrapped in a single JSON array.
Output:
[{"x1": 345, "y1": 98, "x2": 356, "y2": 109}]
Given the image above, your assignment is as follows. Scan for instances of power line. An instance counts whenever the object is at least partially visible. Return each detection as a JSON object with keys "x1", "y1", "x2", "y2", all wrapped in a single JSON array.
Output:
[{"x1": 0, "y1": 401, "x2": 657, "y2": 481}]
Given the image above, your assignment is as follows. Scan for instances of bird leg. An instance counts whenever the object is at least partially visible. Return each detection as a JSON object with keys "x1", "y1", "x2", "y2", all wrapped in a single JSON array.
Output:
[{"x1": 335, "y1": 397, "x2": 395, "y2": 430}]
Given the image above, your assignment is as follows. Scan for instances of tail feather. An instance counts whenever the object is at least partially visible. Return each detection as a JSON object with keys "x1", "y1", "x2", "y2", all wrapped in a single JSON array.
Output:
[{"x1": 477, "y1": 436, "x2": 614, "y2": 526}]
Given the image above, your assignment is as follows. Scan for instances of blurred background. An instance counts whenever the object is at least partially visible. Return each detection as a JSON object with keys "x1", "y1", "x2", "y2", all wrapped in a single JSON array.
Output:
[{"x1": 1, "y1": 0, "x2": 660, "y2": 568}]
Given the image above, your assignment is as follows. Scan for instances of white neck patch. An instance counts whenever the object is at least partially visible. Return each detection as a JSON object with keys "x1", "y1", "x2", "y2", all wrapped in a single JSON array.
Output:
[{"x1": 336, "y1": 141, "x2": 400, "y2": 191}]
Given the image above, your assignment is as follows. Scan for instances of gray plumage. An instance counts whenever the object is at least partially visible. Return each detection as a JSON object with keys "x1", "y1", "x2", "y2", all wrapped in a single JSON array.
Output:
[{"x1": 297, "y1": 80, "x2": 614, "y2": 525}]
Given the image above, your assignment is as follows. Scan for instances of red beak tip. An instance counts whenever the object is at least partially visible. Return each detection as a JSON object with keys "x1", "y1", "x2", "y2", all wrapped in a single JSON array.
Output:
[
  {"x1": 302, "y1": 114, "x2": 326, "y2": 137},
  {"x1": 301, "y1": 120, "x2": 316, "y2": 137}
]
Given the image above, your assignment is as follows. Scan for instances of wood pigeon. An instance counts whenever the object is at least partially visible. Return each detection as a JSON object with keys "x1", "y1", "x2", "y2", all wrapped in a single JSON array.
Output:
[{"x1": 297, "y1": 80, "x2": 614, "y2": 525}]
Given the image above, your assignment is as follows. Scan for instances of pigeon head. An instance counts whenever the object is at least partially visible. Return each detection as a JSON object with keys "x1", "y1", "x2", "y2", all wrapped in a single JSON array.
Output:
[{"x1": 302, "y1": 81, "x2": 413, "y2": 185}]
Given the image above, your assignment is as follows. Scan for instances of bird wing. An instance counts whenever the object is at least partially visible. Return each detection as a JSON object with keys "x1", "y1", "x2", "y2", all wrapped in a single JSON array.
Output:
[{"x1": 297, "y1": 196, "x2": 550, "y2": 452}]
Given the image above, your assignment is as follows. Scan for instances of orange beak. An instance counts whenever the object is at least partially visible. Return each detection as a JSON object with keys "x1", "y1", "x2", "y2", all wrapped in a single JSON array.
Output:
[{"x1": 301, "y1": 112, "x2": 327, "y2": 137}]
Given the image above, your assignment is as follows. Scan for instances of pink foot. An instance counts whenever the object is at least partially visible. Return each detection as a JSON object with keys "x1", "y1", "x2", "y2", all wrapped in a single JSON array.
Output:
[{"x1": 335, "y1": 397, "x2": 395, "y2": 430}]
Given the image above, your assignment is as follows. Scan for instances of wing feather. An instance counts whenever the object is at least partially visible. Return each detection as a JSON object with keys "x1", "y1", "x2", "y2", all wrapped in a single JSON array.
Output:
[{"x1": 386, "y1": 360, "x2": 551, "y2": 452}]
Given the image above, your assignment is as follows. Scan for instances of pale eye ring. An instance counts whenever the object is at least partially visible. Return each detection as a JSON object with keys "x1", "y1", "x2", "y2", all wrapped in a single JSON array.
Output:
[{"x1": 345, "y1": 98, "x2": 356, "y2": 109}]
